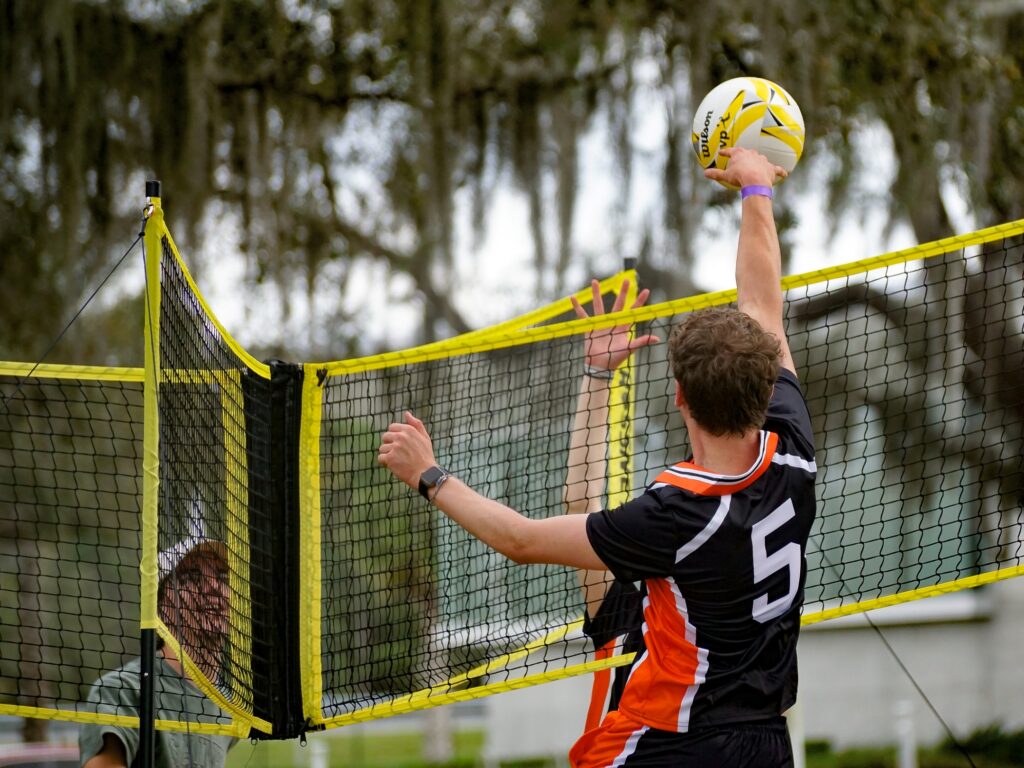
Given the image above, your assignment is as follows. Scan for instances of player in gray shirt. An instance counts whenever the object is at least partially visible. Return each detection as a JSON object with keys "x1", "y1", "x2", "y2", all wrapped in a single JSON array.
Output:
[{"x1": 80, "y1": 539, "x2": 236, "y2": 768}]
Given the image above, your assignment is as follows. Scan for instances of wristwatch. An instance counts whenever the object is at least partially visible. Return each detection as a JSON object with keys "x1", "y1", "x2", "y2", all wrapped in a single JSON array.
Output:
[{"x1": 418, "y1": 465, "x2": 451, "y2": 500}]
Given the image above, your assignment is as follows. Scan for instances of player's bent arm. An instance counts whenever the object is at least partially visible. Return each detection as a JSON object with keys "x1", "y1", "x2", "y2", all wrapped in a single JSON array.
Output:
[
  {"x1": 735, "y1": 194, "x2": 797, "y2": 375},
  {"x1": 82, "y1": 734, "x2": 129, "y2": 768},
  {"x1": 433, "y1": 478, "x2": 608, "y2": 571}
]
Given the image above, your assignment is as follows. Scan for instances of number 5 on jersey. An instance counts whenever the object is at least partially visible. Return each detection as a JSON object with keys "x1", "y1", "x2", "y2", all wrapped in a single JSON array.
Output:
[{"x1": 751, "y1": 499, "x2": 801, "y2": 623}]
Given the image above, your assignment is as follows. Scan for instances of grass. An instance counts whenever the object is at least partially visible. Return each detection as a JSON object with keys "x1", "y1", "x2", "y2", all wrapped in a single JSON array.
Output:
[
  {"x1": 227, "y1": 730, "x2": 489, "y2": 768},
  {"x1": 225, "y1": 725, "x2": 1024, "y2": 768},
  {"x1": 804, "y1": 733, "x2": 1024, "y2": 768}
]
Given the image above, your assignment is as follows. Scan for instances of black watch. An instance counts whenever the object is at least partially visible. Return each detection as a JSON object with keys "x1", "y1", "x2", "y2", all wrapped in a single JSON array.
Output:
[{"x1": 418, "y1": 466, "x2": 450, "y2": 500}]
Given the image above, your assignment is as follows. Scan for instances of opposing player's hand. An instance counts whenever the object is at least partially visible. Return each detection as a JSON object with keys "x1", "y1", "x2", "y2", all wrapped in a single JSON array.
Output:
[
  {"x1": 378, "y1": 412, "x2": 437, "y2": 488},
  {"x1": 570, "y1": 278, "x2": 660, "y2": 374},
  {"x1": 704, "y1": 147, "x2": 787, "y2": 189}
]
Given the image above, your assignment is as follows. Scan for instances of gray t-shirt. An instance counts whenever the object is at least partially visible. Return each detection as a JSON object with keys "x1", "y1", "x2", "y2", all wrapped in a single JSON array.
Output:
[{"x1": 79, "y1": 655, "x2": 236, "y2": 768}]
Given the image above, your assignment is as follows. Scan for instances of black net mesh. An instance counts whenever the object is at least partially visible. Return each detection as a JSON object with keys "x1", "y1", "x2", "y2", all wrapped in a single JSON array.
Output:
[
  {"x1": 319, "y1": 338, "x2": 587, "y2": 719},
  {"x1": 316, "y1": 234, "x2": 1024, "y2": 720},
  {"x1": 794, "y1": 239, "x2": 1024, "y2": 611},
  {"x1": 154, "y1": 233, "x2": 273, "y2": 727},
  {"x1": 1, "y1": 223, "x2": 1020, "y2": 733},
  {"x1": 0, "y1": 372, "x2": 142, "y2": 718}
]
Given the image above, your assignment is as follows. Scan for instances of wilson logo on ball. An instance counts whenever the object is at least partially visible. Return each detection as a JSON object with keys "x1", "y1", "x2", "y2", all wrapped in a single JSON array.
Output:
[{"x1": 691, "y1": 77, "x2": 805, "y2": 188}]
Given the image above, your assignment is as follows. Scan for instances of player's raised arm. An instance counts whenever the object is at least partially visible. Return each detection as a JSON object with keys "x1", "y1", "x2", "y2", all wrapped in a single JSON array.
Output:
[
  {"x1": 564, "y1": 278, "x2": 658, "y2": 615},
  {"x1": 704, "y1": 146, "x2": 795, "y2": 375}
]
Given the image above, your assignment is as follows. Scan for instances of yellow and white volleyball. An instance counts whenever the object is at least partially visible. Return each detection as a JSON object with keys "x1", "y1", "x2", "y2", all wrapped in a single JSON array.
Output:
[{"x1": 691, "y1": 77, "x2": 805, "y2": 188}]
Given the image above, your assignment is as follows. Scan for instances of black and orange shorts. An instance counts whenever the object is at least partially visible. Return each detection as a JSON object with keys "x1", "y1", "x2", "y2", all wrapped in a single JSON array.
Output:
[{"x1": 570, "y1": 710, "x2": 793, "y2": 768}]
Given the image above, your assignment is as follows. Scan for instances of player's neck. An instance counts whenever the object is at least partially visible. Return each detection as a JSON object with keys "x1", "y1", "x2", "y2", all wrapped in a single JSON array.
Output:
[
  {"x1": 158, "y1": 644, "x2": 184, "y2": 677},
  {"x1": 688, "y1": 425, "x2": 761, "y2": 476},
  {"x1": 158, "y1": 641, "x2": 216, "y2": 683}
]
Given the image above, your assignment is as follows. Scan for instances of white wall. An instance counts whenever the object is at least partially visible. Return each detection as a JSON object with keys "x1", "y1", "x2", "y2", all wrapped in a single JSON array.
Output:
[{"x1": 799, "y1": 579, "x2": 1024, "y2": 748}]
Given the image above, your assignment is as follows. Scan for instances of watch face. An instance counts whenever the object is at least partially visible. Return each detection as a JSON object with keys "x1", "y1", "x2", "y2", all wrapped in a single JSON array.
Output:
[
  {"x1": 419, "y1": 466, "x2": 446, "y2": 499},
  {"x1": 421, "y1": 466, "x2": 444, "y2": 487}
]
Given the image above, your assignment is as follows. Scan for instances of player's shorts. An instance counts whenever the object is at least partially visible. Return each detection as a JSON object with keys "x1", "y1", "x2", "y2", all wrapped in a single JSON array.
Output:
[{"x1": 569, "y1": 709, "x2": 793, "y2": 767}]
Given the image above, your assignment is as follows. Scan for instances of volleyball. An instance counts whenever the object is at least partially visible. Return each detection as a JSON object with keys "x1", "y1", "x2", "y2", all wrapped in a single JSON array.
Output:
[{"x1": 691, "y1": 77, "x2": 805, "y2": 188}]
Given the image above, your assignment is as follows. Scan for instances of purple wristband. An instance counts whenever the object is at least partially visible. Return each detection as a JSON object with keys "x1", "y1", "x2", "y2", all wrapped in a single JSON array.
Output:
[{"x1": 741, "y1": 185, "x2": 773, "y2": 200}]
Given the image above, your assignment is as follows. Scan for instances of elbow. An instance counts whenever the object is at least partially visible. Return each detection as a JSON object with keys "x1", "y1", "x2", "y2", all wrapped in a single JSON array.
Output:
[{"x1": 503, "y1": 518, "x2": 540, "y2": 564}]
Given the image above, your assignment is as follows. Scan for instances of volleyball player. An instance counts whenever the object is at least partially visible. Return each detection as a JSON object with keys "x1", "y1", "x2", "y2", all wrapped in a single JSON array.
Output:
[{"x1": 378, "y1": 147, "x2": 816, "y2": 766}]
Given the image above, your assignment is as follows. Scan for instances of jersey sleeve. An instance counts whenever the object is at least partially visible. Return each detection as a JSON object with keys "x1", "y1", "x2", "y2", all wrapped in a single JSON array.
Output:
[
  {"x1": 586, "y1": 491, "x2": 679, "y2": 582},
  {"x1": 764, "y1": 368, "x2": 815, "y2": 456}
]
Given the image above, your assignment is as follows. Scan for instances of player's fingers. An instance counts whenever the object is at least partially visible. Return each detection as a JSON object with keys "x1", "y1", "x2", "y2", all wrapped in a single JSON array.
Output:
[
  {"x1": 704, "y1": 168, "x2": 726, "y2": 182},
  {"x1": 383, "y1": 423, "x2": 415, "y2": 444},
  {"x1": 570, "y1": 294, "x2": 588, "y2": 320},
  {"x1": 591, "y1": 279, "x2": 605, "y2": 315},
  {"x1": 610, "y1": 279, "x2": 630, "y2": 314},
  {"x1": 405, "y1": 411, "x2": 428, "y2": 437},
  {"x1": 718, "y1": 147, "x2": 735, "y2": 157},
  {"x1": 382, "y1": 425, "x2": 409, "y2": 442},
  {"x1": 628, "y1": 335, "x2": 661, "y2": 351},
  {"x1": 631, "y1": 288, "x2": 651, "y2": 309}
]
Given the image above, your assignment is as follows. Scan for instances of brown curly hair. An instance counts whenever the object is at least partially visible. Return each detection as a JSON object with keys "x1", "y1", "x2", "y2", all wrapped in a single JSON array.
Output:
[{"x1": 668, "y1": 307, "x2": 781, "y2": 436}]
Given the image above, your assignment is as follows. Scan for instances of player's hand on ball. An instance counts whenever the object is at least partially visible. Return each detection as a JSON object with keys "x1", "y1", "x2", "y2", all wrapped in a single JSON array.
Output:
[
  {"x1": 704, "y1": 147, "x2": 787, "y2": 190},
  {"x1": 379, "y1": 412, "x2": 437, "y2": 488}
]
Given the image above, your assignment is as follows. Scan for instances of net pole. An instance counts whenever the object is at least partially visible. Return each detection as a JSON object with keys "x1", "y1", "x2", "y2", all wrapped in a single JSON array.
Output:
[
  {"x1": 139, "y1": 178, "x2": 163, "y2": 768},
  {"x1": 139, "y1": 628, "x2": 156, "y2": 768}
]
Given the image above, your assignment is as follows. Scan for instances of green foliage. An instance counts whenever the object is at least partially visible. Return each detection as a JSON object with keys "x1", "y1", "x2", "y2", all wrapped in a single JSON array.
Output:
[
  {"x1": 805, "y1": 728, "x2": 1024, "y2": 768},
  {"x1": 227, "y1": 729, "x2": 485, "y2": 767},
  {"x1": 3, "y1": 0, "x2": 1023, "y2": 361},
  {"x1": 226, "y1": 727, "x2": 1024, "y2": 768},
  {"x1": 939, "y1": 723, "x2": 1024, "y2": 766},
  {"x1": 805, "y1": 745, "x2": 895, "y2": 768}
]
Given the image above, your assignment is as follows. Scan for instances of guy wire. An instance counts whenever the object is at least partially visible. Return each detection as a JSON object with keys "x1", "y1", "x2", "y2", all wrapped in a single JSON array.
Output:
[{"x1": 0, "y1": 223, "x2": 144, "y2": 415}]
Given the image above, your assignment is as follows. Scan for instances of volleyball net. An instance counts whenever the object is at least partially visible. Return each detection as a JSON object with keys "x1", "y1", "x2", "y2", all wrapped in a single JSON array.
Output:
[{"x1": 0, "y1": 196, "x2": 1021, "y2": 737}]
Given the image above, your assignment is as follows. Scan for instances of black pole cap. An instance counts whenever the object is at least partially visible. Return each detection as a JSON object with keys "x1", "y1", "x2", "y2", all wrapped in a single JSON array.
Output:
[
  {"x1": 145, "y1": 180, "x2": 161, "y2": 198},
  {"x1": 623, "y1": 257, "x2": 638, "y2": 270}
]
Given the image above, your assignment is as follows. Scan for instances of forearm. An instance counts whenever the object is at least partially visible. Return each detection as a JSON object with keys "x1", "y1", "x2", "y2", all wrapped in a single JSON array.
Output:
[
  {"x1": 563, "y1": 373, "x2": 615, "y2": 612},
  {"x1": 735, "y1": 196, "x2": 783, "y2": 322},
  {"x1": 431, "y1": 478, "x2": 606, "y2": 570},
  {"x1": 736, "y1": 195, "x2": 795, "y2": 371},
  {"x1": 82, "y1": 734, "x2": 129, "y2": 768},
  {"x1": 432, "y1": 479, "x2": 533, "y2": 561},
  {"x1": 563, "y1": 374, "x2": 611, "y2": 515}
]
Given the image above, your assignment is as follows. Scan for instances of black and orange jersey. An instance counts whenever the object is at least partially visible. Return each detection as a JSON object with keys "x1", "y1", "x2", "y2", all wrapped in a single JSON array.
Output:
[
  {"x1": 585, "y1": 368, "x2": 816, "y2": 733},
  {"x1": 581, "y1": 579, "x2": 644, "y2": 729}
]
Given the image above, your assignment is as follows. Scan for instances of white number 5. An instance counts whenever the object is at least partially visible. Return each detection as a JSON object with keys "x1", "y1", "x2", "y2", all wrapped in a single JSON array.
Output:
[{"x1": 751, "y1": 499, "x2": 801, "y2": 623}]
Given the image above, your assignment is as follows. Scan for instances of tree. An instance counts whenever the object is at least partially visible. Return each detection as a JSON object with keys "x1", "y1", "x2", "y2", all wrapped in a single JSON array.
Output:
[{"x1": 2, "y1": 0, "x2": 1021, "y2": 362}]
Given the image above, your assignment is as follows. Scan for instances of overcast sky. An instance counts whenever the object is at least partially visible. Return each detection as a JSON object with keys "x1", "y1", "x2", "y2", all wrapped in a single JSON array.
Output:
[{"x1": 166, "y1": 70, "x2": 976, "y2": 363}]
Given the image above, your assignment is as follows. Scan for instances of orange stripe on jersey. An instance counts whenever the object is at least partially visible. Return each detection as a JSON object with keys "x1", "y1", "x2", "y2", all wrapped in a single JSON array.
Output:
[
  {"x1": 615, "y1": 578, "x2": 705, "y2": 732},
  {"x1": 570, "y1": 710, "x2": 649, "y2": 768},
  {"x1": 653, "y1": 431, "x2": 779, "y2": 496},
  {"x1": 585, "y1": 641, "x2": 616, "y2": 733}
]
